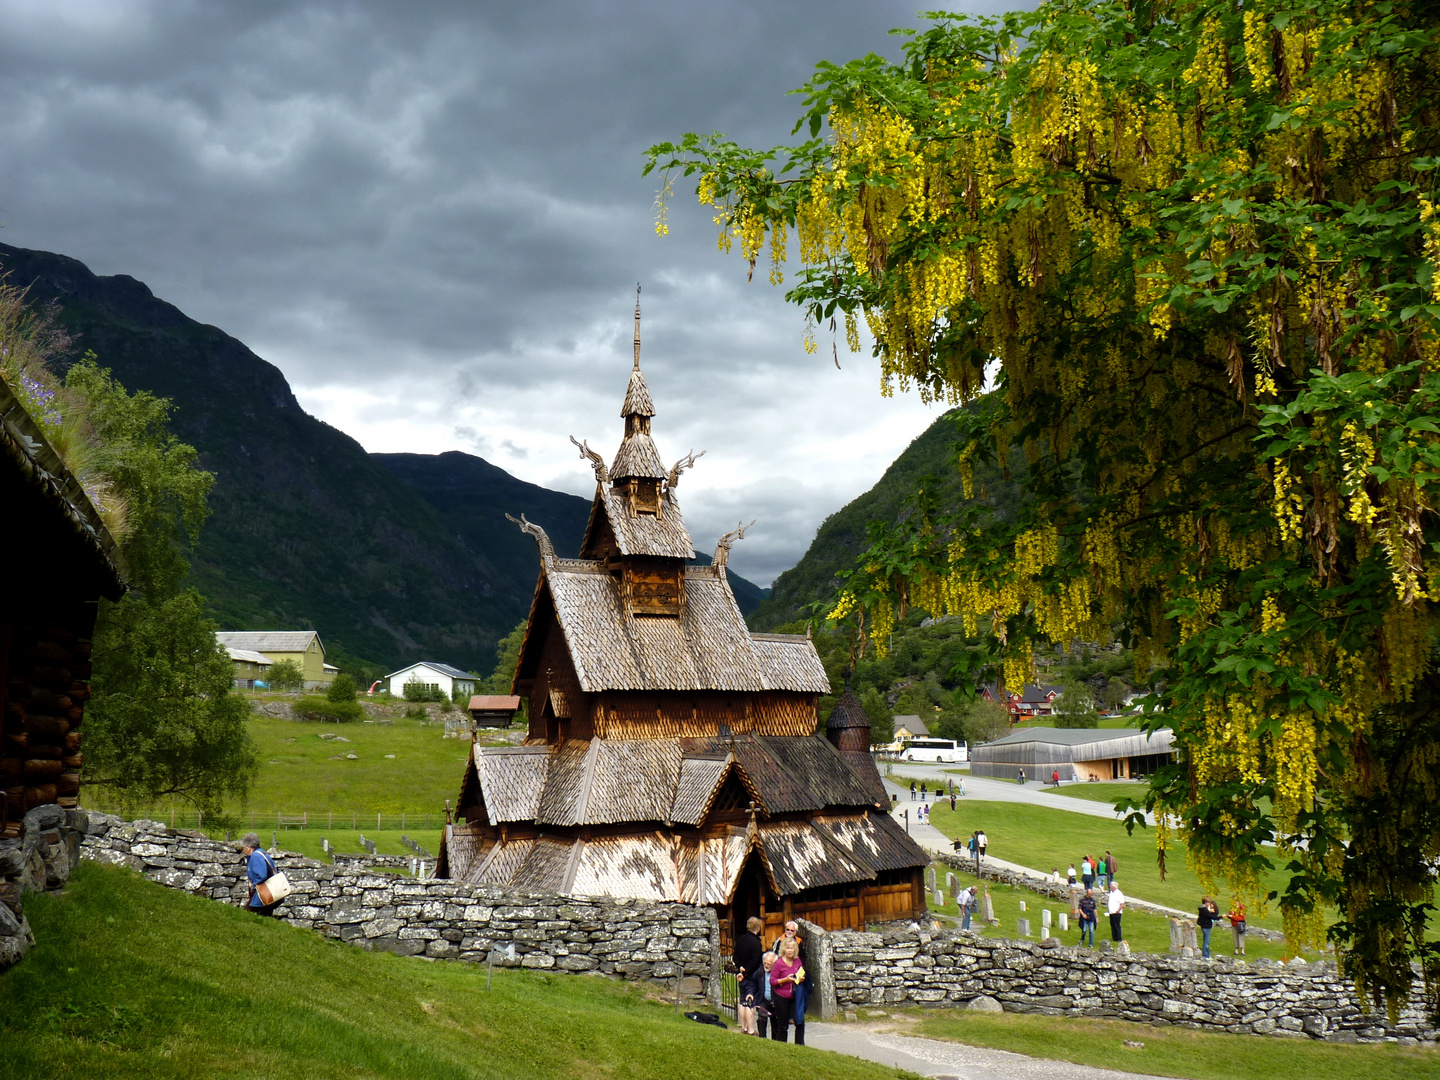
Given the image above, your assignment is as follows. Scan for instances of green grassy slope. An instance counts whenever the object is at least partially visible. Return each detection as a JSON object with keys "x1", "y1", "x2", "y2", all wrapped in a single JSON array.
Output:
[
  {"x1": 0, "y1": 863, "x2": 909, "y2": 1080},
  {"x1": 928, "y1": 800, "x2": 1292, "y2": 931}
]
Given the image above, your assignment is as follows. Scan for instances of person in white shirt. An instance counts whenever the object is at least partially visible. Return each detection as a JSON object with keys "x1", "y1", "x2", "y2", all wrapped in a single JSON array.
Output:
[
  {"x1": 1107, "y1": 881, "x2": 1126, "y2": 942},
  {"x1": 957, "y1": 886, "x2": 976, "y2": 930}
]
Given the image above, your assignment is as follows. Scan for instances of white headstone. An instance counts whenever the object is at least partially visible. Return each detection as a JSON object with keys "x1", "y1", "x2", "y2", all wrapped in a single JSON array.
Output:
[
  {"x1": 1042, "y1": 909, "x2": 1052, "y2": 929},
  {"x1": 934, "y1": 889, "x2": 943, "y2": 907},
  {"x1": 1040, "y1": 925, "x2": 1049, "y2": 940},
  {"x1": 1059, "y1": 912, "x2": 1069, "y2": 931},
  {"x1": 1017, "y1": 917, "x2": 1031, "y2": 937},
  {"x1": 946, "y1": 872, "x2": 957, "y2": 891},
  {"x1": 983, "y1": 891, "x2": 996, "y2": 924},
  {"x1": 1018, "y1": 900, "x2": 1027, "y2": 912}
]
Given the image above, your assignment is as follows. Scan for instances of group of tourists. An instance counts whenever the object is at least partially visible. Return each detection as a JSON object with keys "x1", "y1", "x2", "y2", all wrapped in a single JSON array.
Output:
[
  {"x1": 1070, "y1": 851, "x2": 1116, "y2": 891},
  {"x1": 732, "y1": 918, "x2": 813, "y2": 1044},
  {"x1": 1199, "y1": 896, "x2": 1248, "y2": 957}
]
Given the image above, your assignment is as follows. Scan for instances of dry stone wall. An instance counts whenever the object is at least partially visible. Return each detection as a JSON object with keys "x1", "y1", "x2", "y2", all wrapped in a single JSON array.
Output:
[
  {"x1": 828, "y1": 925, "x2": 1434, "y2": 1044},
  {"x1": 1, "y1": 808, "x2": 719, "y2": 994}
]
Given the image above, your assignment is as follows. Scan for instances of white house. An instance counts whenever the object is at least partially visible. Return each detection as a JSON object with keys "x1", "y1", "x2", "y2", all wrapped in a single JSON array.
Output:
[{"x1": 386, "y1": 661, "x2": 477, "y2": 700}]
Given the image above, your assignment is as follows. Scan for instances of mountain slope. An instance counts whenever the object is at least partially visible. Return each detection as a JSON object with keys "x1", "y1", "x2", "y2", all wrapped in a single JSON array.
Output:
[
  {"x1": 0, "y1": 242, "x2": 764, "y2": 671},
  {"x1": 749, "y1": 406, "x2": 1026, "y2": 630}
]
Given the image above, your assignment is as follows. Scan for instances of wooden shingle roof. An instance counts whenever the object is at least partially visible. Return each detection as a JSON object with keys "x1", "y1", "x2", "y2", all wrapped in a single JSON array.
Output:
[{"x1": 591, "y1": 483, "x2": 695, "y2": 558}]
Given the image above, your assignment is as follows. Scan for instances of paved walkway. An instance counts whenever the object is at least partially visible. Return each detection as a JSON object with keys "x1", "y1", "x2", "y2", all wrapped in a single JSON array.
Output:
[
  {"x1": 805, "y1": 1022, "x2": 1184, "y2": 1080},
  {"x1": 884, "y1": 767, "x2": 1151, "y2": 823},
  {"x1": 882, "y1": 777, "x2": 1191, "y2": 921}
]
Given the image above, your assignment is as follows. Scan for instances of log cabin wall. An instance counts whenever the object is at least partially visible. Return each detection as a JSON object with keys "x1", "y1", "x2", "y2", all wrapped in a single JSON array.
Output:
[{"x1": 1, "y1": 608, "x2": 97, "y2": 838}]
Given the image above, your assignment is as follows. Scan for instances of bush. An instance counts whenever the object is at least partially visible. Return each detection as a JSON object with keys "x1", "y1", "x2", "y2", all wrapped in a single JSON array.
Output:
[
  {"x1": 404, "y1": 704, "x2": 427, "y2": 720},
  {"x1": 402, "y1": 679, "x2": 444, "y2": 703},
  {"x1": 294, "y1": 696, "x2": 364, "y2": 723},
  {"x1": 326, "y1": 673, "x2": 357, "y2": 703},
  {"x1": 267, "y1": 659, "x2": 304, "y2": 693}
]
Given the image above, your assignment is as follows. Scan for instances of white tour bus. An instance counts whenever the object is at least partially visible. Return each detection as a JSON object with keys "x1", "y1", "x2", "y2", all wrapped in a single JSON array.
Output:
[{"x1": 898, "y1": 737, "x2": 968, "y2": 763}]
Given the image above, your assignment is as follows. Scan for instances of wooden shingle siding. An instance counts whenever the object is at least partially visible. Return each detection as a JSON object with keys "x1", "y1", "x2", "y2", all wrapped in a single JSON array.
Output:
[
  {"x1": 670, "y1": 756, "x2": 729, "y2": 826},
  {"x1": 512, "y1": 836, "x2": 573, "y2": 893},
  {"x1": 474, "y1": 746, "x2": 551, "y2": 824},
  {"x1": 757, "y1": 821, "x2": 869, "y2": 895}
]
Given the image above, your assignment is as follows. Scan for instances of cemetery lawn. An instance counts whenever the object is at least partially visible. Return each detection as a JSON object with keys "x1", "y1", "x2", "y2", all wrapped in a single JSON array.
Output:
[
  {"x1": 893, "y1": 1009, "x2": 1438, "y2": 1080},
  {"x1": 0, "y1": 863, "x2": 913, "y2": 1080},
  {"x1": 924, "y1": 867, "x2": 1294, "y2": 963},
  {"x1": 1043, "y1": 781, "x2": 1148, "y2": 805},
  {"x1": 928, "y1": 801, "x2": 1293, "y2": 932}
]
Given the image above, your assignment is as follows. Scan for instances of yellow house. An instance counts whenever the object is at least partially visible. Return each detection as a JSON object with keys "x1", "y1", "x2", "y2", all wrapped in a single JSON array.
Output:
[
  {"x1": 892, "y1": 714, "x2": 931, "y2": 741},
  {"x1": 215, "y1": 631, "x2": 335, "y2": 690},
  {"x1": 225, "y1": 646, "x2": 272, "y2": 689}
]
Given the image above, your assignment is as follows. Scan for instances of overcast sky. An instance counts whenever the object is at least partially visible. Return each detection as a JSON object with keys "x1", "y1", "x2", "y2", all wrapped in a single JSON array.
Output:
[{"x1": 0, "y1": 0, "x2": 1012, "y2": 586}]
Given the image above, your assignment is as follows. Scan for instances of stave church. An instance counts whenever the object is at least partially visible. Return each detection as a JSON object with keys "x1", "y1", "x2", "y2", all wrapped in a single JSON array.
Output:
[{"x1": 437, "y1": 298, "x2": 929, "y2": 946}]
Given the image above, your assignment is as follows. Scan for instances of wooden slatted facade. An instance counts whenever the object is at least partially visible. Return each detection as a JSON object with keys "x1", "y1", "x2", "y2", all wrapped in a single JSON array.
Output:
[{"x1": 438, "y1": 301, "x2": 927, "y2": 940}]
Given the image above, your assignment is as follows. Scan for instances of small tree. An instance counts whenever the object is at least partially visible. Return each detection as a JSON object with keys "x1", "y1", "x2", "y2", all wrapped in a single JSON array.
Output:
[
  {"x1": 485, "y1": 622, "x2": 527, "y2": 693},
  {"x1": 402, "y1": 678, "x2": 443, "y2": 703},
  {"x1": 326, "y1": 673, "x2": 357, "y2": 704},
  {"x1": 860, "y1": 687, "x2": 892, "y2": 746},
  {"x1": 961, "y1": 699, "x2": 1011, "y2": 745},
  {"x1": 267, "y1": 659, "x2": 304, "y2": 693},
  {"x1": 1051, "y1": 680, "x2": 1101, "y2": 730}
]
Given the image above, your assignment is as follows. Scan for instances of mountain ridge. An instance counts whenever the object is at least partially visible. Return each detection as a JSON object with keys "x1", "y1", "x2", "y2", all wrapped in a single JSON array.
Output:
[{"x1": 0, "y1": 242, "x2": 763, "y2": 675}]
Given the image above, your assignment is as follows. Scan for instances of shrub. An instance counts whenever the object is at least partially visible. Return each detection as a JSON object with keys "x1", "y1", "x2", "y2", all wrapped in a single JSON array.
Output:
[
  {"x1": 402, "y1": 679, "x2": 444, "y2": 703},
  {"x1": 404, "y1": 704, "x2": 427, "y2": 720},
  {"x1": 294, "y1": 696, "x2": 364, "y2": 723},
  {"x1": 326, "y1": 673, "x2": 357, "y2": 703}
]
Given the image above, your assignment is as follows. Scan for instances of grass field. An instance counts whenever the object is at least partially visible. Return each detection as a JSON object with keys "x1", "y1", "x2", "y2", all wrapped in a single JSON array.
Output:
[
  {"x1": 1045, "y1": 780, "x2": 1147, "y2": 804},
  {"x1": 891, "y1": 1009, "x2": 1438, "y2": 1080},
  {"x1": 928, "y1": 800, "x2": 1293, "y2": 932},
  {"x1": 0, "y1": 863, "x2": 910, "y2": 1080},
  {"x1": 924, "y1": 866, "x2": 1293, "y2": 962}
]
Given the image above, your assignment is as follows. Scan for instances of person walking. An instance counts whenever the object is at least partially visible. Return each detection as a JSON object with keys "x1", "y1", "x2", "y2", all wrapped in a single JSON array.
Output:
[
  {"x1": 769, "y1": 940, "x2": 804, "y2": 1043},
  {"x1": 950, "y1": 792, "x2": 956, "y2": 812},
  {"x1": 1107, "y1": 881, "x2": 1126, "y2": 943},
  {"x1": 1077, "y1": 888, "x2": 1097, "y2": 946},
  {"x1": 1017, "y1": 768, "x2": 1026, "y2": 784},
  {"x1": 910, "y1": 780, "x2": 917, "y2": 800},
  {"x1": 967, "y1": 832, "x2": 979, "y2": 871},
  {"x1": 1197, "y1": 896, "x2": 1219, "y2": 959},
  {"x1": 1105, "y1": 850, "x2": 1117, "y2": 881},
  {"x1": 1227, "y1": 900, "x2": 1248, "y2": 956},
  {"x1": 1051, "y1": 769, "x2": 1061, "y2": 788},
  {"x1": 240, "y1": 833, "x2": 281, "y2": 917},
  {"x1": 1067, "y1": 863, "x2": 1077, "y2": 887},
  {"x1": 753, "y1": 952, "x2": 776, "y2": 1038},
  {"x1": 733, "y1": 916, "x2": 764, "y2": 1035},
  {"x1": 1080, "y1": 855, "x2": 1094, "y2": 891},
  {"x1": 976, "y1": 829, "x2": 988, "y2": 864}
]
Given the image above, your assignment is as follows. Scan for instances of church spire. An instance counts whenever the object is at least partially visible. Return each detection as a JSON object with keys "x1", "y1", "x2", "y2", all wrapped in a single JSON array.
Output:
[
  {"x1": 621, "y1": 284, "x2": 656, "y2": 422},
  {"x1": 633, "y1": 283, "x2": 642, "y2": 371}
]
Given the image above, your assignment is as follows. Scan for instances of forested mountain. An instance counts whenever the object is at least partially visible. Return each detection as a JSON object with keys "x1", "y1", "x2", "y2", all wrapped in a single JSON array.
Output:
[
  {"x1": 748, "y1": 405, "x2": 1027, "y2": 630},
  {"x1": 0, "y1": 243, "x2": 762, "y2": 675}
]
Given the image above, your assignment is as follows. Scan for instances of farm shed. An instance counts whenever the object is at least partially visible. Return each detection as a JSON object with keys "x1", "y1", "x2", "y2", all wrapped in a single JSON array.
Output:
[
  {"x1": 215, "y1": 630, "x2": 333, "y2": 690},
  {"x1": 969, "y1": 726, "x2": 1175, "y2": 782},
  {"x1": 467, "y1": 694, "x2": 520, "y2": 729},
  {"x1": 386, "y1": 661, "x2": 476, "y2": 700},
  {"x1": 439, "y1": 301, "x2": 928, "y2": 948},
  {"x1": 0, "y1": 375, "x2": 125, "y2": 838}
]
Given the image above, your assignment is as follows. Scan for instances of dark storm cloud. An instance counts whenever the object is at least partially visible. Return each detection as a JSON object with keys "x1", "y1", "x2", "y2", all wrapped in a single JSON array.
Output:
[{"x1": 0, "y1": 0, "x2": 1012, "y2": 585}]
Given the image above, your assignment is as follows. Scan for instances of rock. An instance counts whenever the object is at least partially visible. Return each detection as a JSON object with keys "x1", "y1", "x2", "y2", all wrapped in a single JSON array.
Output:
[
  {"x1": 844, "y1": 1010, "x2": 858, "y2": 1022},
  {"x1": 1038, "y1": 936, "x2": 1061, "y2": 950},
  {"x1": 385, "y1": 754, "x2": 397, "y2": 759},
  {"x1": 967, "y1": 995, "x2": 1003, "y2": 1013},
  {"x1": 346, "y1": 754, "x2": 358, "y2": 760},
  {"x1": 1123, "y1": 1040, "x2": 1144, "y2": 1049},
  {"x1": 22, "y1": 805, "x2": 64, "y2": 834}
]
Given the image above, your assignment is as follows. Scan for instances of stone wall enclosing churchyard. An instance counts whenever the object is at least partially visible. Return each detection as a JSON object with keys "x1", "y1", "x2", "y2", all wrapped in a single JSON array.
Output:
[
  {"x1": 830, "y1": 925, "x2": 1435, "y2": 1044},
  {"x1": 0, "y1": 808, "x2": 719, "y2": 995},
  {"x1": 3, "y1": 808, "x2": 1435, "y2": 1047}
]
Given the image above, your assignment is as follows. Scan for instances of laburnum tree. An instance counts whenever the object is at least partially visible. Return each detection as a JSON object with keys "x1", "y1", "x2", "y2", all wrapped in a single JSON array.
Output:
[{"x1": 648, "y1": 0, "x2": 1440, "y2": 1016}]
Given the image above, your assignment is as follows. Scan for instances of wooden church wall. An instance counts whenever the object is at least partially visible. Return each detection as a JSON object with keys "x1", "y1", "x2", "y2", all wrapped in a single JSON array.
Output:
[{"x1": 596, "y1": 691, "x2": 816, "y2": 739}]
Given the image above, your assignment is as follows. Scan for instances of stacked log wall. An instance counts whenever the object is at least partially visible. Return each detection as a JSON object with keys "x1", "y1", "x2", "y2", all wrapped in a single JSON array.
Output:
[{"x1": 1, "y1": 615, "x2": 94, "y2": 838}]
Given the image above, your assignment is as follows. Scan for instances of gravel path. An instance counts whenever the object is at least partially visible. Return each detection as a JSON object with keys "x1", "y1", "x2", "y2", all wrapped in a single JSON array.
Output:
[{"x1": 804, "y1": 1022, "x2": 1184, "y2": 1080}]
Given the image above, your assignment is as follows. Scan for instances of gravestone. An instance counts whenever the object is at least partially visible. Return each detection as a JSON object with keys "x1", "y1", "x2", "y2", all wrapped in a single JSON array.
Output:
[
  {"x1": 1040, "y1": 925, "x2": 1049, "y2": 940},
  {"x1": 1182, "y1": 921, "x2": 1198, "y2": 951},
  {"x1": 926, "y1": 866, "x2": 936, "y2": 891},
  {"x1": 1018, "y1": 900, "x2": 1027, "y2": 912},
  {"x1": 1042, "y1": 909, "x2": 1052, "y2": 929},
  {"x1": 983, "y1": 891, "x2": 997, "y2": 925},
  {"x1": 1017, "y1": 917, "x2": 1031, "y2": 937},
  {"x1": 1118, "y1": 941, "x2": 1131, "y2": 957},
  {"x1": 1059, "y1": 912, "x2": 1069, "y2": 931},
  {"x1": 933, "y1": 889, "x2": 943, "y2": 907},
  {"x1": 946, "y1": 871, "x2": 957, "y2": 892},
  {"x1": 1169, "y1": 919, "x2": 1184, "y2": 953}
]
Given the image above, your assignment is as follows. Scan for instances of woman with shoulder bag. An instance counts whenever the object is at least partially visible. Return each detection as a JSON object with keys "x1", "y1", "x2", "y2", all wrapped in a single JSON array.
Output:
[
  {"x1": 1227, "y1": 900, "x2": 1247, "y2": 956},
  {"x1": 240, "y1": 832, "x2": 288, "y2": 916}
]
